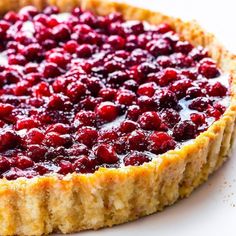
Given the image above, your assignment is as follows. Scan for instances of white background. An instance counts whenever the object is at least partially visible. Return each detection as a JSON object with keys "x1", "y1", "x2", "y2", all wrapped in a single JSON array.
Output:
[{"x1": 62, "y1": 1, "x2": 236, "y2": 235}]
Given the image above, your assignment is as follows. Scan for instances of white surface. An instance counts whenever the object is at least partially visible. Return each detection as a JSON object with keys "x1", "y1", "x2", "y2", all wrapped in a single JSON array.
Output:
[{"x1": 60, "y1": 1, "x2": 236, "y2": 235}]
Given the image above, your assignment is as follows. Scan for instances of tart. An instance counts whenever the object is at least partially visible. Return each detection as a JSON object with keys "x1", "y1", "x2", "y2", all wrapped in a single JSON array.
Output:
[{"x1": 0, "y1": 0, "x2": 236, "y2": 235}]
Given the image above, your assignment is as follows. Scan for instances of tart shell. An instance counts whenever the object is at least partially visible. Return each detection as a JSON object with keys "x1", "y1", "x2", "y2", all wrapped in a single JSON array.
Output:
[{"x1": 1, "y1": 0, "x2": 236, "y2": 235}]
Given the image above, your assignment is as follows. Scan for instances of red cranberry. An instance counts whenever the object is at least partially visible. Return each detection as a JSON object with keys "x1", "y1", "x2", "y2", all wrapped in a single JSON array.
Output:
[
  {"x1": 173, "y1": 120, "x2": 197, "y2": 141},
  {"x1": 189, "y1": 97, "x2": 211, "y2": 112},
  {"x1": 123, "y1": 151, "x2": 151, "y2": 166},
  {"x1": 25, "y1": 128, "x2": 45, "y2": 145},
  {"x1": 198, "y1": 59, "x2": 220, "y2": 78},
  {"x1": 146, "y1": 39, "x2": 172, "y2": 56},
  {"x1": 76, "y1": 127, "x2": 98, "y2": 147},
  {"x1": 107, "y1": 35, "x2": 125, "y2": 49},
  {"x1": 169, "y1": 79, "x2": 192, "y2": 99},
  {"x1": 47, "y1": 94, "x2": 70, "y2": 110},
  {"x1": 0, "y1": 156, "x2": 10, "y2": 172},
  {"x1": 148, "y1": 131, "x2": 176, "y2": 154},
  {"x1": 46, "y1": 123, "x2": 70, "y2": 134},
  {"x1": 0, "y1": 130, "x2": 20, "y2": 151},
  {"x1": 22, "y1": 43, "x2": 43, "y2": 61},
  {"x1": 186, "y1": 86, "x2": 205, "y2": 99},
  {"x1": 174, "y1": 41, "x2": 193, "y2": 54},
  {"x1": 16, "y1": 155, "x2": 34, "y2": 170},
  {"x1": 189, "y1": 46, "x2": 208, "y2": 61},
  {"x1": 155, "y1": 89, "x2": 178, "y2": 109},
  {"x1": 157, "y1": 68, "x2": 178, "y2": 86},
  {"x1": 58, "y1": 160, "x2": 73, "y2": 175},
  {"x1": 98, "y1": 129, "x2": 118, "y2": 142},
  {"x1": 161, "y1": 109, "x2": 181, "y2": 127},
  {"x1": 16, "y1": 118, "x2": 40, "y2": 130},
  {"x1": 127, "y1": 130, "x2": 147, "y2": 151},
  {"x1": 207, "y1": 82, "x2": 227, "y2": 97},
  {"x1": 52, "y1": 23, "x2": 71, "y2": 41},
  {"x1": 64, "y1": 40, "x2": 79, "y2": 53},
  {"x1": 66, "y1": 82, "x2": 87, "y2": 101},
  {"x1": 115, "y1": 90, "x2": 136, "y2": 106},
  {"x1": 138, "y1": 111, "x2": 161, "y2": 130},
  {"x1": 190, "y1": 113, "x2": 206, "y2": 126},
  {"x1": 207, "y1": 107, "x2": 222, "y2": 120},
  {"x1": 119, "y1": 120, "x2": 138, "y2": 133},
  {"x1": 74, "y1": 110, "x2": 96, "y2": 127},
  {"x1": 26, "y1": 144, "x2": 47, "y2": 161},
  {"x1": 76, "y1": 44, "x2": 93, "y2": 58},
  {"x1": 4, "y1": 11, "x2": 19, "y2": 23},
  {"x1": 99, "y1": 88, "x2": 117, "y2": 101},
  {"x1": 43, "y1": 62, "x2": 62, "y2": 78},
  {"x1": 95, "y1": 144, "x2": 118, "y2": 164},
  {"x1": 137, "y1": 82, "x2": 156, "y2": 97},
  {"x1": 0, "y1": 103, "x2": 14, "y2": 116},
  {"x1": 44, "y1": 132, "x2": 71, "y2": 147},
  {"x1": 95, "y1": 102, "x2": 118, "y2": 122}
]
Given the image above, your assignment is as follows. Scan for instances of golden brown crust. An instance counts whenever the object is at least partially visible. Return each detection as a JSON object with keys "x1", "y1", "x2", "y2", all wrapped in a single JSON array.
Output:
[{"x1": 0, "y1": 0, "x2": 236, "y2": 235}]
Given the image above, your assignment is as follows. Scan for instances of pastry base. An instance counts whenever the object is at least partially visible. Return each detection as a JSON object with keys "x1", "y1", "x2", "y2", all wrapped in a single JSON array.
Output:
[{"x1": 0, "y1": 0, "x2": 236, "y2": 235}]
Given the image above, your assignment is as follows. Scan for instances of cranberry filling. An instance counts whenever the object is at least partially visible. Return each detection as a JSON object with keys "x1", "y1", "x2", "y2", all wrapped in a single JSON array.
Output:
[{"x1": 0, "y1": 6, "x2": 230, "y2": 180}]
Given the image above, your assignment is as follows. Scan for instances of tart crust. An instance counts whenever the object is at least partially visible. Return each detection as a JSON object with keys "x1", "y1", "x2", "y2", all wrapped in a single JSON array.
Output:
[{"x1": 1, "y1": 0, "x2": 236, "y2": 235}]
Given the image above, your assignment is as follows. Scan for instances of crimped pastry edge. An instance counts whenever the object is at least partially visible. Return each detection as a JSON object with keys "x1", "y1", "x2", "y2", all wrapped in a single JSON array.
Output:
[{"x1": 0, "y1": 0, "x2": 236, "y2": 235}]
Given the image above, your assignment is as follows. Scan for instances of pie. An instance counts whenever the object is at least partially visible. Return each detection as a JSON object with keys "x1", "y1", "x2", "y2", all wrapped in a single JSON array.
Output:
[{"x1": 0, "y1": 0, "x2": 235, "y2": 235}]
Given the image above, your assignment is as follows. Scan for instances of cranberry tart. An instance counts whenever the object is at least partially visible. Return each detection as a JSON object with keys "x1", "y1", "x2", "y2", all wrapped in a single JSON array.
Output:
[{"x1": 0, "y1": 0, "x2": 236, "y2": 235}]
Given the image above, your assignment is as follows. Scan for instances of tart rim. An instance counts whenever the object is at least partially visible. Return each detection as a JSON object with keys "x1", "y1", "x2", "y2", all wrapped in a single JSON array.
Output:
[{"x1": 0, "y1": 0, "x2": 236, "y2": 235}]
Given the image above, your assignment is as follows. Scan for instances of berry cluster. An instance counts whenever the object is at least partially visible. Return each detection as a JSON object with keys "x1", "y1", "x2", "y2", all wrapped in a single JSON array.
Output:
[{"x1": 0, "y1": 6, "x2": 229, "y2": 180}]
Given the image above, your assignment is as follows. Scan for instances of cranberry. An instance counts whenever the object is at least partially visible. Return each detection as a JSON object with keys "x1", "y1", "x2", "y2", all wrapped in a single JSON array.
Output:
[
  {"x1": 0, "y1": 156, "x2": 10, "y2": 172},
  {"x1": 44, "y1": 132, "x2": 71, "y2": 147},
  {"x1": 124, "y1": 151, "x2": 150, "y2": 166},
  {"x1": 27, "y1": 144, "x2": 47, "y2": 161},
  {"x1": 138, "y1": 111, "x2": 161, "y2": 130},
  {"x1": 95, "y1": 144, "x2": 118, "y2": 164},
  {"x1": 16, "y1": 155, "x2": 34, "y2": 169},
  {"x1": 190, "y1": 113, "x2": 206, "y2": 126},
  {"x1": 161, "y1": 109, "x2": 180, "y2": 127},
  {"x1": 137, "y1": 82, "x2": 156, "y2": 97},
  {"x1": 66, "y1": 82, "x2": 86, "y2": 101},
  {"x1": 16, "y1": 118, "x2": 40, "y2": 130},
  {"x1": 46, "y1": 123, "x2": 70, "y2": 134},
  {"x1": 99, "y1": 88, "x2": 117, "y2": 101},
  {"x1": 157, "y1": 68, "x2": 178, "y2": 86},
  {"x1": 148, "y1": 131, "x2": 176, "y2": 154},
  {"x1": 58, "y1": 160, "x2": 73, "y2": 175},
  {"x1": 186, "y1": 86, "x2": 205, "y2": 99},
  {"x1": 107, "y1": 35, "x2": 125, "y2": 49},
  {"x1": 189, "y1": 97, "x2": 211, "y2": 112},
  {"x1": 174, "y1": 41, "x2": 193, "y2": 54},
  {"x1": 95, "y1": 102, "x2": 118, "y2": 122},
  {"x1": 198, "y1": 59, "x2": 220, "y2": 78},
  {"x1": 76, "y1": 127, "x2": 98, "y2": 147},
  {"x1": 76, "y1": 44, "x2": 93, "y2": 58},
  {"x1": 47, "y1": 94, "x2": 70, "y2": 110},
  {"x1": 207, "y1": 82, "x2": 227, "y2": 97},
  {"x1": 115, "y1": 90, "x2": 136, "y2": 106},
  {"x1": 64, "y1": 40, "x2": 79, "y2": 53},
  {"x1": 189, "y1": 46, "x2": 208, "y2": 61},
  {"x1": 119, "y1": 120, "x2": 138, "y2": 133},
  {"x1": 74, "y1": 110, "x2": 96, "y2": 127},
  {"x1": 25, "y1": 128, "x2": 45, "y2": 145},
  {"x1": 173, "y1": 120, "x2": 197, "y2": 141},
  {"x1": 4, "y1": 11, "x2": 19, "y2": 23},
  {"x1": 22, "y1": 43, "x2": 43, "y2": 61},
  {"x1": 155, "y1": 89, "x2": 178, "y2": 109},
  {"x1": 52, "y1": 23, "x2": 71, "y2": 41},
  {"x1": 127, "y1": 130, "x2": 147, "y2": 151},
  {"x1": 98, "y1": 129, "x2": 118, "y2": 142},
  {"x1": 0, "y1": 103, "x2": 14, "y2": 116},
  {"x1": 169, "y1": 79, "x2": 192, "y2": 99},
  {"x1": 43, "y1": 62, "x2": 62, "y2": 78},
  {"x1": 146, "y1": 39, "x2": 172, "y2": 56}
]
